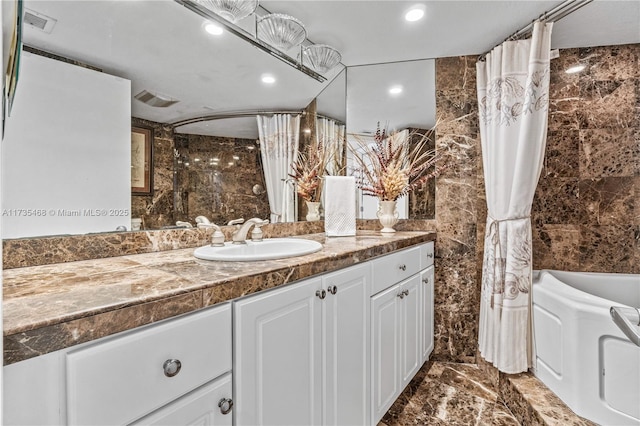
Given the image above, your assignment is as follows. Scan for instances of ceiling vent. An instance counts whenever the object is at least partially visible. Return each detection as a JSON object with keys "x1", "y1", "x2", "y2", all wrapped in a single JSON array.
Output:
[
  {"x1": 24, "y1": 9, "x2": 57, "y2": 34},
  {"x1": 134, "y1": 90, "x2": 179, "y2": 108}
]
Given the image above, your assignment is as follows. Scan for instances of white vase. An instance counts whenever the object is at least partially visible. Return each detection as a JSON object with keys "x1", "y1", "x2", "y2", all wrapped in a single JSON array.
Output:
[
  {"x1": 377, "y1": 200, "x2": 399, "y2": 233},
  {"x1": 305, "y1": 201, "x2": 321, "y2": 221}
]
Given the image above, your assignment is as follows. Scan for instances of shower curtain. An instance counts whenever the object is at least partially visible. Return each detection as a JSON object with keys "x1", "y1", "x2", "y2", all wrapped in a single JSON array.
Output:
[
  {"x1": 476, "y1": 21, "x2": 553, "y2": 374},
  {"x1": 316, "y1": 117, "x2": 345, "y2": 175},
  {"x1": 257, "y1": 114, "x2": 301, "y2": 223}
]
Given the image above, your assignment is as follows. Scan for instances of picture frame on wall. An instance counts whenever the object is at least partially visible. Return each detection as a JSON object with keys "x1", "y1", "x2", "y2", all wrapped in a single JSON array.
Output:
[{"x1": 131, "y1": 125, "x2": 153, "y2": 195}]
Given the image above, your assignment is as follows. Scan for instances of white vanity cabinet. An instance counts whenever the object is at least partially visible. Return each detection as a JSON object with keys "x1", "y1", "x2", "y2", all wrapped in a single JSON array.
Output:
[
  {"x1": 3, "y1": 303, "x2": 233, "y2": 426},
  {"x1": 234, "y1": 262, "x2": 371, "y2": 426},
  {"x1": 371, "y1": 242, "x2": 435, "y2": 424}
]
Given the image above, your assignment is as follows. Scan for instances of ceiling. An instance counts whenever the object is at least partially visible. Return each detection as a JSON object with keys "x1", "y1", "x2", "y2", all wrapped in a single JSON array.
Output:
[{"x1": 3, "y1": 0, "x2": 639, "y2": 138}]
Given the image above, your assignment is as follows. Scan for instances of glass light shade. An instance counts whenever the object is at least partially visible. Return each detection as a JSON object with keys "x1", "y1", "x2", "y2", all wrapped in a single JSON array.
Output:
[
  {"x1": 257, "y1": 14, "x2": 306, "y2": 51},
  {"x1": 195, "y1": 0, "x2": 258, "y2": 23},
  {"x1": 302, "y1": 44, "x2": 342, "y2": 74}
]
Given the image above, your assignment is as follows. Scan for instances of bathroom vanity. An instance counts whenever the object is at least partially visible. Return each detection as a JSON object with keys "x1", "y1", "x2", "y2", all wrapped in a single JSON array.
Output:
[{"x1": 3, "y1": 231, "x2": 435, "y2": 425}]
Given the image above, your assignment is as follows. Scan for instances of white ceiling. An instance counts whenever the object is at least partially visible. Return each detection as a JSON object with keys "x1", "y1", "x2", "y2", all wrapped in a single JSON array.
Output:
[{"x1": 3, "y1": 0, "x2": 639, "y2": 138}]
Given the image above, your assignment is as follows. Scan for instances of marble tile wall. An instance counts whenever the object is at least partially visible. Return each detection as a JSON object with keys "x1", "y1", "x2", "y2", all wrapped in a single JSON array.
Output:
[
  {"x1": 431, "y1": 43, "x2": 640, "y2": 363},
  {"x1": 532, "y1": 44, "x2": 639, "y2": 273},
  {"x1": 130, "y1": 118, "x2": 176, "y2": 230},
  {"x1": 174, "y1": 133, "x2": 270, "y2": 225},
  {"x1": 433, "y1": 55, "x2": 482, "y2": 363}
]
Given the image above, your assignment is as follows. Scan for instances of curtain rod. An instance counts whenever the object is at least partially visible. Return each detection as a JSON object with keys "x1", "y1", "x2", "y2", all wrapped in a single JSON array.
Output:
[
  {"x1": 478, "y1": 0, "x2": 593, "y2": 61},
  {"x1": 171, "y1": 110, "x2": 304, "y2": 128}
]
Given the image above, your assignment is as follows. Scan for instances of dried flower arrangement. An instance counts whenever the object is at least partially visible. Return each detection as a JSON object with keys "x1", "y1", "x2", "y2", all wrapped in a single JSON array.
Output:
[
  {"x1": 350, "y1": 123, "x2": 447, "y2": 201},
  {"x1": 289, "y1": 140, "x2": 331, "y2": 202}
]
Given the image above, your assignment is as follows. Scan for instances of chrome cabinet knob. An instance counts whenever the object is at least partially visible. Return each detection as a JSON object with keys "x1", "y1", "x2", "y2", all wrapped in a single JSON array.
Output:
[
  {"x1": 162, "y1": 359, "x2": 182, "y2": 377},
  {"x1": 218, "y1": 398, "x2": 233, "y2": 415},
  {"x1": 402, "y1": 289, "x2": 409, "y2": 297},
  {"x1": 316, "y1": 289, "x2": 326, "y2": 300},
  {"x1": 427, "y1": 253, "x2": 434, "y2": 259},
  {"x1": 397, "y1": 292, "x2": 405, "y2": 299},
  {"x1": 422, "y1": 277, "x2": 430, "y2": 285},
  {"x1": 327, "y1": 285, "x2": 338, "y2": 295},
  {"x1": 398, "y1": 264, "x2": 407, "y2": 271}
]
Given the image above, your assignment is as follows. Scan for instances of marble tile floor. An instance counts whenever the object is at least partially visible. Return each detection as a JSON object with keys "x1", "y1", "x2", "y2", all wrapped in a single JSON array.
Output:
[{"x1": 380, "y1": 361, "x2": 521, "y2": 426}]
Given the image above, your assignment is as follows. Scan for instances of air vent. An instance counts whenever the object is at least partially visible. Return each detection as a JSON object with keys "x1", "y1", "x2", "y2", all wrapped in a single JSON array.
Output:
[
  {"x1": 24, "y1": 9, "x2": 57, "y2": 34},
  {"x1": 134, "y1": 90, "x2": 179, "y2": 108}
]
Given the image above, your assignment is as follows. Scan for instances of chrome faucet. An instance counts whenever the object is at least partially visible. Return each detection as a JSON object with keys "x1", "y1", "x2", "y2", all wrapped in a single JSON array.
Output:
[{"x1": 231, "y1": 218, "x2": 269, "y2": 244}]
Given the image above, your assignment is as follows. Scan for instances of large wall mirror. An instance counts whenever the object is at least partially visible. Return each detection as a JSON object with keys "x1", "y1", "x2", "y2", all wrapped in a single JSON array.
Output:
[
  {"x1": 1, "y1": 1, "x2": 435, "y2": 239},
  {"x1": 346, "y1": 59, "x2": 436, "y2": 220}
]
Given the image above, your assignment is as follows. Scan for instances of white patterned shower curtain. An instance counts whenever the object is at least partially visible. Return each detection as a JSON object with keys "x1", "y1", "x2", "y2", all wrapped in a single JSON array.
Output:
[
  {"x1": 257, "y1": 114, "x2": 301, "y2": 223},
  {"x1": 476, "y1": 21, "x2": 553, "y2": 374},
  {"x1": 316, "y1": 117, "x2": 345, "y2": 175}
]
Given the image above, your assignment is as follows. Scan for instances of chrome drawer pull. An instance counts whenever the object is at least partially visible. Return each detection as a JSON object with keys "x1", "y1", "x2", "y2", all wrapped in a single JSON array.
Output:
[
  {"x1": 316, "y1": 289, "x2": 326, "y2": 300},
  {"x1": 218, "y1": 398, "x2": 233, "y2": 415},
  {"x1": 162, "y1": 359, "x2": 182, "y2": 377},
  {"x1": 327, "y1": 285, "x2": 338, "y2": 295},
  {"x1": 398, "y1": 264, "x2": 406, "y2": 271},
  {"x1": 426, "y1": 253, "x2": 434, "y2": 259},
  {"x1": 397, "y1": 292, "x2": 404, "y2": 299}
]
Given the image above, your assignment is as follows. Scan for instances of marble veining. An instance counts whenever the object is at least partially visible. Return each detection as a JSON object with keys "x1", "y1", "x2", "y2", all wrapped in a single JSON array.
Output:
[
  {"x1": 380, "y1": 362, "x2": 519, "y2": 426},
  {"x1": 3, "y1": 230, "x2": 434, "y2": 365}
]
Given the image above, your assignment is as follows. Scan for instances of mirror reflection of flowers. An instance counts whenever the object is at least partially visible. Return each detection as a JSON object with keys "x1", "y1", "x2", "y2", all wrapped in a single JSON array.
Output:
[
  {"x1": 289, "y1": 140, "x2": 331, "y2": 202},
  {"x1": 350, "y1": 123, "x2": 448, "y2": 201}
]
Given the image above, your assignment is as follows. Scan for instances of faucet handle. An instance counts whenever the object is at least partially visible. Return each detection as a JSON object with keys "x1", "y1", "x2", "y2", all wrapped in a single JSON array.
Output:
[
  {"x1": 227, "y1": 218, "x2": 244, "y2": 226},
  {"x1": 250, "y1": 219, "x2": 270, "y2": 242}
]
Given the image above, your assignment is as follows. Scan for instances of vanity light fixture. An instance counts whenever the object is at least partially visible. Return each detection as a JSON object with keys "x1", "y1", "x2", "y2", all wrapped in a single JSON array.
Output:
[
  {"x1": 176, "y1": 0, "x2": 327, "y2": 82},
  {"x1": 257, "y1": 13, "x2": 306, "y2": 51},
  {"x1": 204, "y1": 22, "x2": 223, "y2": 35},
  {"x1": 302, "y1": 44, "x2": 342, "y2": 74},
  {"x1": 389, "y1": 85, "x2": 403, "y2": 95},
  {"x1": 405, "y1": 4, "x2": 426, "y2": 22},
  {"x1": 565, "y1": 64, "x2": 586, "y2": 74},
  {"x1": 194, "y1": 0, "x2": 258, "y2": 23}
]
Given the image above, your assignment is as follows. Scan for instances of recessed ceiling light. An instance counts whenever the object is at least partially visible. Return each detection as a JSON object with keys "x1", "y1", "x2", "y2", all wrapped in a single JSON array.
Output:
[
  {"x1": 261, "y1": 74, "x2": 276, "y2": 84},
  {"x1": 405, "y1": 5, "x2": 426, "y2": 22},
  {"x1": 204, "y1": 22, "x2": 223, "y2": 35},
  {"x1": 389, "y1": 85, "x2": 403, "y2": 95},
  {"x1": 565, "y1": 64, "x2": 586, "y2": 74}
]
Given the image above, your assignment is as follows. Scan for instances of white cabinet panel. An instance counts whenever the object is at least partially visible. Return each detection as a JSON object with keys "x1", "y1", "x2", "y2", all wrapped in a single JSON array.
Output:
[
  {"x1": 234, "y1": 277, "x2": 323, "y2": 426},
  {"x1": 371, "y1": 283, "x2": 402, "y2": 422},
  {"x1": 66, "y1": 304, "x2": 231, "y2": 426},
  {"x1": 421, "y1": 266, "x2": 435, "y2": 363},
  {"x1": 400, "y1": 275, "x2": 421, "y2": 388},
  {"x1": 371, "y1": 246, "x2": 421, "y2": 294},
  {"x1": 130, "y1": 373, "x2": 233, "y2": 426},
  {"x1": 323, "y1": 263, "x2": 371, "y2": 426}
]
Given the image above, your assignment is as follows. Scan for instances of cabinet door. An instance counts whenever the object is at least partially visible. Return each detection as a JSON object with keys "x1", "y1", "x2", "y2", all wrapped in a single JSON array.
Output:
[
  {"x1": 370, "y1": 283, "x2": 401, "y2": 424},
  {"x1": 420, "y1": 266, "x2": 435, "y2": 363},
  {"x1": 130, "y1": 373, "x2": 233, "y2": 426},
  {"x1": 400, "y1": 274, "x2": 421, "y2": 388},
  {"x1": 323, "y1": 263, "x2": 371, "y2": 426},
  {"x1": 234, "y1": 277, "x2": 323, "y2": 426}
]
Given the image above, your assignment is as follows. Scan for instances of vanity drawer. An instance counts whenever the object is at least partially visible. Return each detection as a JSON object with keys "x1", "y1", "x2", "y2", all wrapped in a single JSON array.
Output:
[
  {"x1": 371, "y1": 246, "x2": 421, "y2": 294},
  {"x1": 420, "y1": 242, "x2": 435, "y2": 269},
  {"x1": 66, "y1": 303, "x2": 231, "y2": 426}
]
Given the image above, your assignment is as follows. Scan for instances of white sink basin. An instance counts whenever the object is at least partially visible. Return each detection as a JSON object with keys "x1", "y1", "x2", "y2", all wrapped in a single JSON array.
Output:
[{"x1": 194, "y1": 238, "x2": 323, "y2": 262}]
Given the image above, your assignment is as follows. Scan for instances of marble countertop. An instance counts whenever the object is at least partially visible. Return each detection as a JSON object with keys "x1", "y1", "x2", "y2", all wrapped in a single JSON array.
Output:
[{"x1": 3, "y1": 230, "x2": 435, "y2": 365}]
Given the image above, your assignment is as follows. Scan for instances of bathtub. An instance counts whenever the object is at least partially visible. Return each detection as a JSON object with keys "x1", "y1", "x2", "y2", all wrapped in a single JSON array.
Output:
[{"x1": 532, "y1": 270, "x2": 640, "y2": 426}]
